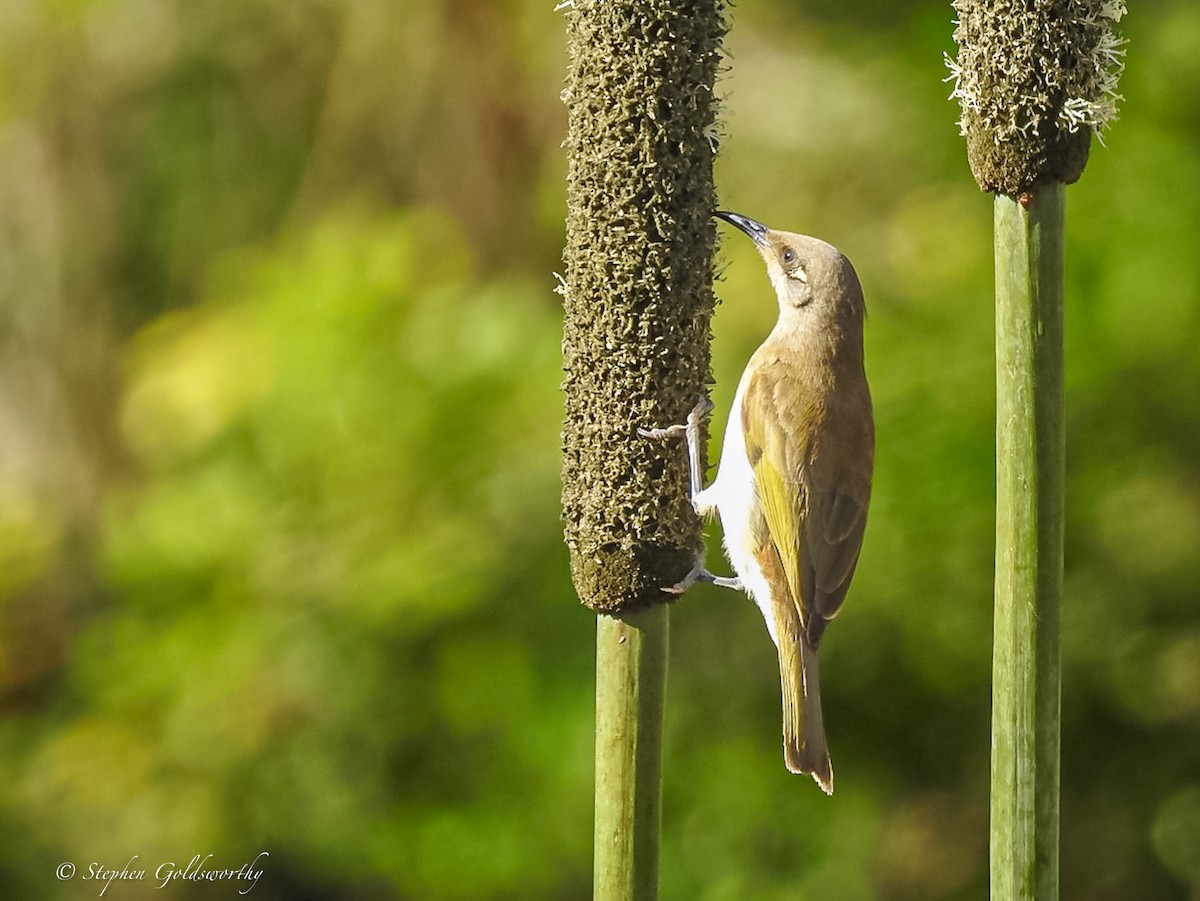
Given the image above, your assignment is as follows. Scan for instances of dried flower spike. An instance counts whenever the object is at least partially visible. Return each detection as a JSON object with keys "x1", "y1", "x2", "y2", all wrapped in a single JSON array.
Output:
[{"x1": 946, "y1": 0, "x2": 1126, "y2": 193}]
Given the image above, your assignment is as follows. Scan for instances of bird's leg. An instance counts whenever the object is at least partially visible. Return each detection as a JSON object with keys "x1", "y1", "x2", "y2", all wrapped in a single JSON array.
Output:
[
  {"x1": 664, "y1": 565, "x2": 744, "y2": 595},
  {"x1": 639, "y1": 397, "x2": 712, "y2": 506},
  {"x1": 639, "y1": 397, "x2": 743, "y2": 594},
  {"x1": 682, "y1": 397, "x2": 710, "y2": 504}
]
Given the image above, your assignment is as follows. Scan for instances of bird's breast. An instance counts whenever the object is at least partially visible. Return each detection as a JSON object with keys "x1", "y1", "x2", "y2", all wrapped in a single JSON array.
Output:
[{"x1": 697, "y1": 376, "x2": 781, "y2": 647}]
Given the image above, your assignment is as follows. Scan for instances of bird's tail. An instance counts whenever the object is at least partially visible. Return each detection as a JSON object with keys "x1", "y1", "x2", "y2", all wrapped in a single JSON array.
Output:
[{"x1": 779, "y1": 633, "x2": 833, "y2": 794}]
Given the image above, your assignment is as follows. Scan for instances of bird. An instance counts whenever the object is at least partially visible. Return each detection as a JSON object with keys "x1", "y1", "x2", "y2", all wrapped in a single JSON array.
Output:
[{"x1": 641, "y1": 210, "x2": 874, "y2": 794}]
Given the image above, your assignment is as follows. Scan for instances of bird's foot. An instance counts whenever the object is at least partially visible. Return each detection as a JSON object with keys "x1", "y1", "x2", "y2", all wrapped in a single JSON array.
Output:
[
  {"x1": 639, "y1": 397, "x2": 714, "y2": 503},
  {"x1": 638, "y1": 423, "x2": 687, "y2": 440},
  {"x1": 661, "y1": 552, "x2": 743, "y2": 595},
  {"x1": 638, "y1": 397, "x2": 713, "y2": 442}
]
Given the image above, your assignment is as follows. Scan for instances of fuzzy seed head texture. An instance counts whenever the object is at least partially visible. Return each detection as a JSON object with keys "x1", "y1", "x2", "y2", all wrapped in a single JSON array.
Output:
[
  {"x1": 946, "y1": 0, "x2": 1127, "y2": 193},
  {"x1": 560, "y1": 0, "x2": 726, "y2": 613}
]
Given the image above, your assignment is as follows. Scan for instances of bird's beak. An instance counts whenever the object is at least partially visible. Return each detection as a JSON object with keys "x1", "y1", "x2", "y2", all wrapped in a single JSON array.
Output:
[{"x1": 714, "y1": 210, "x2": 769, "y2": 247}]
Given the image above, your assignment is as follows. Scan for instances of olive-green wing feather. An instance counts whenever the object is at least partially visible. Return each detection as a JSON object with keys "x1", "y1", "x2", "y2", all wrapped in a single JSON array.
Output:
[
  {"x1": 740, "y1": 364, "x2": 813, "y2": 632},
  {"x1": 742, "y1": 362, "x2": 873, "y2": 647},
  {"x1": 803, "y1": 383, "x2": 873, "y2": 645},
  {"x1": 803, "y1": 486, "x2": 867, "y2": 646}
]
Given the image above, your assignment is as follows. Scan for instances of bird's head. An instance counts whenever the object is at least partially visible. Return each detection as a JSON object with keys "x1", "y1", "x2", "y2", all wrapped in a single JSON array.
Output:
[{"x1": 714, "y1": 210, "x2": 865, "y2": 330}]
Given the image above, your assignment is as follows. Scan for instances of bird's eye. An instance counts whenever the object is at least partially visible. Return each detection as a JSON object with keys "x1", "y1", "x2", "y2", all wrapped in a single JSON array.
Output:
[{"x1": 779, "y1": 246, "x2": 807, "y2": 283}]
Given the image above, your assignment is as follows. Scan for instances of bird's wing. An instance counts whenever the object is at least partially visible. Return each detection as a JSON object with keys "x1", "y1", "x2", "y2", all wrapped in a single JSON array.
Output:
[
  {"x1": 742, "y1": 363, "x2": 871, "y2": 647},
  {"x1": 802, "y1": 484, "x2": 867, "y2": 645},
  {"x1": 741, "y1": 363, "x2": 813, "y2": 634},
  {"x1": 803, "y1": 383, "x2": 873, "y2": 645}
]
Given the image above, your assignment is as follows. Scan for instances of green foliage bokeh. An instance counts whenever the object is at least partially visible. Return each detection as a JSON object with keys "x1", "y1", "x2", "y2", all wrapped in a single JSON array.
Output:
[{"x1": 1, "y1": 1, "x2": 1198, "y2": 899}]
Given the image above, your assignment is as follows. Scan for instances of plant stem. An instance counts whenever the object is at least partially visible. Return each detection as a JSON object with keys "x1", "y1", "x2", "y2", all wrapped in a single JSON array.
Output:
[
  {"x1": 991, "y1": 184, "x2": 1065, "y2": 901},
  {"x1": 594, "y1": 605, "x2": 669, "y2": 901}
]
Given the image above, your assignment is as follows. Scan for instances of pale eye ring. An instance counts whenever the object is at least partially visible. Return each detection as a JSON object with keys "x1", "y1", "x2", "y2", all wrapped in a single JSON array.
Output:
[{"x1": 780, "y1": 247, "x2": 797, "y2": 266}]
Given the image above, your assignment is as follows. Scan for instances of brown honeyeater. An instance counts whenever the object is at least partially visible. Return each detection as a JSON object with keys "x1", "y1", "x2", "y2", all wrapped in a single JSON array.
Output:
[{"x1": 642, "y1": 211, "x2": 874, "y2": 794}]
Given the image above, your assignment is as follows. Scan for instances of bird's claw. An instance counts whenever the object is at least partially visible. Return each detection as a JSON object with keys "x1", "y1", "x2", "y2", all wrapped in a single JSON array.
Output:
[
  {"x1": 686, "y1": 397, "x2": 714, "y2": 427},
  {"x1": 638, "y1": 397, "x2": 713, "y2": 442},
  {"x1": 659, "y1": 553, "x2": 744, "y2": 595},
  {"x1": 638, "y1": 423, "x2": 687, "y2": 440}
]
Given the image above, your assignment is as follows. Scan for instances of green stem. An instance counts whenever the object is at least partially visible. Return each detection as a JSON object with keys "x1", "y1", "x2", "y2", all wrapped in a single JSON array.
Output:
[
  {"x1": 991, "y1": 184, "x2": 1065, "y2": 901},
  {"x1": 594, "y1": 605, "x2": 669, "y2": 901}
]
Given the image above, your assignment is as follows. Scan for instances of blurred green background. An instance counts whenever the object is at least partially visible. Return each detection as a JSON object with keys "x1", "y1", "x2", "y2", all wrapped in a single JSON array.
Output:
[{"x1": 2, "y1": 1, "x2": 1198, "y2": 898}]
